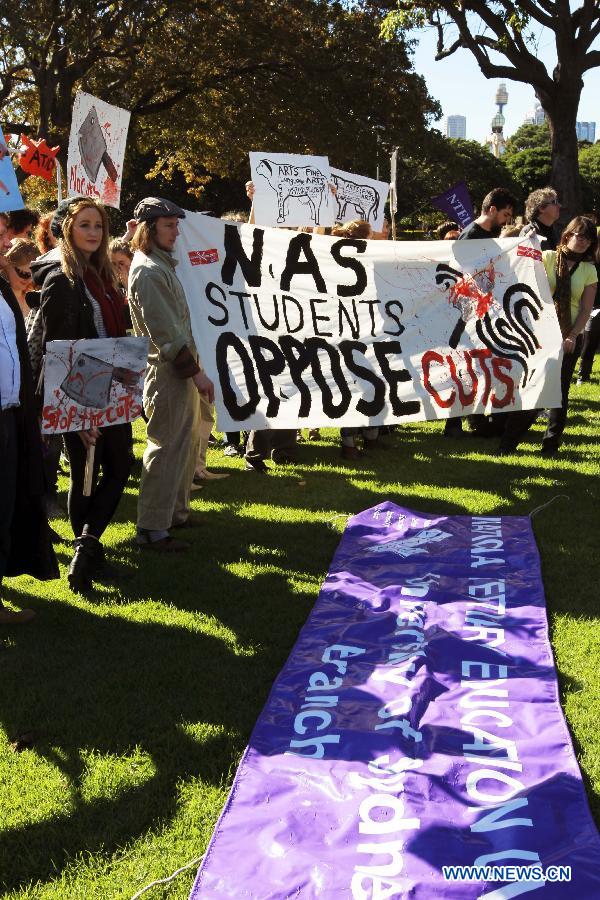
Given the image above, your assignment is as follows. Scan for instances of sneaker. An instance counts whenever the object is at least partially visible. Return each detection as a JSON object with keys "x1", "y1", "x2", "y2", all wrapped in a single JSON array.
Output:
[{"x1": 223, "y1": 444, "x2": 241, "y2": 457}]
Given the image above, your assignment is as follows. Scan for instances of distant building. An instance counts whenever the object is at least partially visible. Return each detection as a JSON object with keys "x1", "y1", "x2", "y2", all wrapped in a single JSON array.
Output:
[
  {"x1": 576, "y1": 121, "x2": 596, "y2": 143},
  {"x1": 445, "y1": 115, "x2": 467, "y2": 139},
  {"x1": 524, "y1": 103, "x2": 546, "y2": 126},
  {"x1": 485, "y1": 83, "x2": 509, "y2": 158}
]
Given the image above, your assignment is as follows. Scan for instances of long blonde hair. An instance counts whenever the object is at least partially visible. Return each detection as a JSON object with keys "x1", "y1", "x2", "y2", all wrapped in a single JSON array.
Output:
[{"x1": 59, "y1": 198, "x2": 117, "y2": 287}]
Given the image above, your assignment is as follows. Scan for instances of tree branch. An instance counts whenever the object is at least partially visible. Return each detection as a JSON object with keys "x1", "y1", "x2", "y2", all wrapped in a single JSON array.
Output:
[{"x1": 582, "y1": 48, "x2": 600, "y2": 72}]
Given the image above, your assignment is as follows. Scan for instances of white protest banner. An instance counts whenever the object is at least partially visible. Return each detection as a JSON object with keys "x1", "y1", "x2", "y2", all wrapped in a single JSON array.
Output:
[
  {"x1": 0, "y1": 136, "x2": 24, "y2": 213},
  {"x1": 67, "y1": 91, "x2": 130, "y2": 208},
  {"x1": 249, "y1": 152, "x2": 335, "y2": 228},
  {"x1": 42, "y1": 337, "x2": 148, "y2": 434},
  {"x1": 330, "y1": 167, "x2": 388, "y2": 232},
  {"x1": 175, "y1": 214, "x2": 562, "y2": 432}
]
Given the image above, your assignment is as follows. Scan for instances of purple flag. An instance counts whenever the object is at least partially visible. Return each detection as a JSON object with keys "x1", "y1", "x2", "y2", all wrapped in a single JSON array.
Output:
[
  {"x1": 191, "y1": 504, "x2": 600, "y2": 899},
  {"x1": 432, "y1": 181, "x2": 474, "y2": 228}
]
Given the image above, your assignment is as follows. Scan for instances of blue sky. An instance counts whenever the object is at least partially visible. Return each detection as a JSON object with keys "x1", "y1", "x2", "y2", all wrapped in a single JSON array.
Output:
[{"x1": 409, "y1": 23, "x2": 600, "y2": 142}]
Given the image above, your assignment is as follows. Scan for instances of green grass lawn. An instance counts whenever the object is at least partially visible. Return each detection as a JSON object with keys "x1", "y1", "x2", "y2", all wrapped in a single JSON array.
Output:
[{"x1": 1, "y1": 372, "x2": 599, "y2": 899}]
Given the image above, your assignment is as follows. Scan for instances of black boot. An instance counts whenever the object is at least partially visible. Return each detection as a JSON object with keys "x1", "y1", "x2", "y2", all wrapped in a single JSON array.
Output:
[
  {"x1": 67, "y1": 536, "x2": 99, "y2": 593},
  {"x1": 93, "y1": 542, "x2": 125, "y2": 584}
]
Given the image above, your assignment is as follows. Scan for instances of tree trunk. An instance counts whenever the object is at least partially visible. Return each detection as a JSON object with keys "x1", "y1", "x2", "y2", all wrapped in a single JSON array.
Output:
[{"x1": 537, "y1": 79, "x2": 583, "y2": 223}]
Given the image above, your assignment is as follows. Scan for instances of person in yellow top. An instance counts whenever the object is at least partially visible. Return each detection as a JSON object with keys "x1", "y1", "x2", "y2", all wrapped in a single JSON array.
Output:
[
  {"x1": 499, "y1": 216, "x2": 597, "y2": 456},
  {"x1": 541, "y1": 216, "x2": 597, "y2": 454}
]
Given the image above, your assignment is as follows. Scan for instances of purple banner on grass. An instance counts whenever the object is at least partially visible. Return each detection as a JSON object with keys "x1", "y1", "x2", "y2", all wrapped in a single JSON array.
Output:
[
  {"x1": 431, "y1": 181, "x2": 474, "y2": 228},
  {"x1": 191, "y1": 503, "x2": 600, "y2": 899}
]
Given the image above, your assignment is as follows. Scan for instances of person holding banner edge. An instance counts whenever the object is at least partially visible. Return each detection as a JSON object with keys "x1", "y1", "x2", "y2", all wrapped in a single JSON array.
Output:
[
  {"x1": 128, "y1": 197, "x2": 214, "y2": 551},
  {"x1": 31, "y1": 197, "x2": 134, "y2": 592},
  {"x1": 444, "y1": 187, "x2": 516, "y2": 439},
  {"x1": 499, "y1": 216, "x2": 597, "y2": 456}
]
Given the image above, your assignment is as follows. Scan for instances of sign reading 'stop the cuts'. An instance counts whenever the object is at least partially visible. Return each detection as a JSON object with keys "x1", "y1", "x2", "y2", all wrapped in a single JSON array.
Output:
[{"x1": 176, "y1": 215, "x2": 563, "y2": 432}]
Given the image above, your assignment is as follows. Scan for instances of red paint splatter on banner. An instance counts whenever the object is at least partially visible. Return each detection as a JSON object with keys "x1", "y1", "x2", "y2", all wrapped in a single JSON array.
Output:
[{"x1": 448, "y1": 262, "x2": 496, "y2": 320}]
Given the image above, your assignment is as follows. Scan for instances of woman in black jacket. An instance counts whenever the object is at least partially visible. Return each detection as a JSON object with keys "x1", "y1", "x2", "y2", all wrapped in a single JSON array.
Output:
[{"x1": 31, "y1": 197, "x2": 134, "y2": 592}]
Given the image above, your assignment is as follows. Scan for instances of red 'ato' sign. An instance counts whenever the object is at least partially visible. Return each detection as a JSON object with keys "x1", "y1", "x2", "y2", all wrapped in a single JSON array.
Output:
[{"x1": 19, "y1": 135, "x2": 60, "y2": 182}]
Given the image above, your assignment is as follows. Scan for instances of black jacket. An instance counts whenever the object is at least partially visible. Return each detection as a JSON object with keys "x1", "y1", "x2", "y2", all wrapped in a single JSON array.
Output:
[
  {"x1": 31, "y1": 253, "x2": 98, "y2": 346},
  {"x1": 0, "y1": 280, "x2": 59, "y2": 581}
]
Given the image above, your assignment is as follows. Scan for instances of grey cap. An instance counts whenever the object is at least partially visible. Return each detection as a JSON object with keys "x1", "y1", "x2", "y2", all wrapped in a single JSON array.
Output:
[{"x1": 134, "y1": 197, "x2": 186, "y2": 223}]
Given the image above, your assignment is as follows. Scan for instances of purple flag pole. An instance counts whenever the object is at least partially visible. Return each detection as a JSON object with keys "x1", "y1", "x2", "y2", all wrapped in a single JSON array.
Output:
[
  {"x1": 431, "y1": 181, "x2": 474, "y2": 229},
  {"x1": 191, "y1": 503, "x2": 600, "y2": 899}
]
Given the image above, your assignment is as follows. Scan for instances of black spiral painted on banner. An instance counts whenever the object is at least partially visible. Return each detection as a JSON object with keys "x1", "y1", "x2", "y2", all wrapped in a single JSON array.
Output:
[{"x1": 475, "y1": 283, "x2": 543, "y2": 386}]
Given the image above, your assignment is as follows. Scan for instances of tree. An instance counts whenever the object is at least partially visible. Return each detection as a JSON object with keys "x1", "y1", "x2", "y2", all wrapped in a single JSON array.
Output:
[
  {"x1": 504, "y1": 121, "x2": 551, "y2": 155},
  {"x1": 578, "y1": 142, "x2": 600, "y2": 211},
  {"x1": 502, "y1": 123, "x2": 552, "y2": 195},
  {"x1": 394, "y1": 132, "x2": 519, "y2": 227},
  {"x1": 378, "y1": 2, "x2": 600, "y2": 218},
  {"x1": 1, "y1": 1, "x2": 440, "y2": 219}
]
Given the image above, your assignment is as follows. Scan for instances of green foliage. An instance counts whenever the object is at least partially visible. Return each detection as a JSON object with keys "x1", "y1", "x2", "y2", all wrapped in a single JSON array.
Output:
[
  {"x1": 504, "y1": 122, "x2": 551, "y2": 154},
  {"x1": 0, "y1": 0, "x2": 441, "y2": 217},
  {"x1": 579, "y1": 142, "x2": 600, "y2": 210},
  {"x1": 503, "y1": 146, "x2": 552, "y2": 196},
  {"x1": 1, "y1": 381, "x2": 599, "y2": 897},
  {"x1": 395, "y1": 133, "x2": 520, "y2": 224}
]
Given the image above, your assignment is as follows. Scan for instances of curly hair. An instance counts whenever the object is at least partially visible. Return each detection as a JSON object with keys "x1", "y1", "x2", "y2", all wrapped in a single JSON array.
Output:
[{"x1": 524, "y1": 187, "x2": 558, "y2": 223}]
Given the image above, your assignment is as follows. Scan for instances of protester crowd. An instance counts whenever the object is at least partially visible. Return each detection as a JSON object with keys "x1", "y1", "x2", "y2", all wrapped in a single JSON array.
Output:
[{"x1": 0, "y1": 182, "x2": 598, "y2": 619}]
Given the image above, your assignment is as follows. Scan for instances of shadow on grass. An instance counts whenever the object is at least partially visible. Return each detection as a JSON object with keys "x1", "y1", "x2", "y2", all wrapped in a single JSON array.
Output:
[{"x1": 0, "y1": 414, "x2": 597, "y2": 890}]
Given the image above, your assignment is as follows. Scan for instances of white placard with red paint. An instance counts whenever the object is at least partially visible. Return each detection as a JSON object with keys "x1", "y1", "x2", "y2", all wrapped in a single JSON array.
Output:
[
  {"x1": 67, "y1": 91, "x2": 130, "y2": 208},
  {"x1": 174, "y1": 214, "x2": 563, "y2": 431},
  {"x1": 42, "y1": 337, "x2": 148, "y2": 434}
]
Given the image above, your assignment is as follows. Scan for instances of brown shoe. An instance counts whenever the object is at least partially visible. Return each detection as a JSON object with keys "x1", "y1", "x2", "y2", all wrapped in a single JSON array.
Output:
[
  {"x1": 171, "y1": 514, "x2": 204, "y2": 529},
  {"x1": 363, "y1": 438, "x2": 386, "y2": 450},
  {"x1": 136, "y1": 535, "x2": 190, "y2": 552},
  {"x1": 0, "y1": 606, "x2": 35, "y2": 624},
  {"x1": 340, "y1": 445, "x2": 361, "y2": 461}
]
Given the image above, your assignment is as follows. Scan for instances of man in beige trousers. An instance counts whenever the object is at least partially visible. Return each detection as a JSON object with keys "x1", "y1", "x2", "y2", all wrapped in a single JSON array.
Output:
[{"x1": 128, "y1": 198, "x2": 214, "y2": 551}]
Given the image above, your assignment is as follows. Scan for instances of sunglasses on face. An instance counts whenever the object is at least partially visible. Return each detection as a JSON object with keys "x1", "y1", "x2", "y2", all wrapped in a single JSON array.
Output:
[
  {"x1": 542, "y1": 198, "x2": 560, "y2": 207},
  {"x1": 13, "y1": 265, "x2": 32, "y2": 279},
  {"x1": 571, "y1": 232, "x2": 592, "y2": 241}
]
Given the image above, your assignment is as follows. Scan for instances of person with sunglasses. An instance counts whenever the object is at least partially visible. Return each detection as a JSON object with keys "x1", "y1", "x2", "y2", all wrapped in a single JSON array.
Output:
[
  {"x1": 1, "y1": 239, "x2": 39, "y2": 318},
  {"x1": 520, "y1": 187, "x2": 561, "y2": 250},
  {"x1": 500, "y1": 216, "x2": 597, "y2": 456}
]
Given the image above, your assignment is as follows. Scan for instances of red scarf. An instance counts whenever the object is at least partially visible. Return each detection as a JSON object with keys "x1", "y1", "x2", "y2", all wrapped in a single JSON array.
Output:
[{"x1": 83, "y1": 268, "x2": 127, "y2": 337}]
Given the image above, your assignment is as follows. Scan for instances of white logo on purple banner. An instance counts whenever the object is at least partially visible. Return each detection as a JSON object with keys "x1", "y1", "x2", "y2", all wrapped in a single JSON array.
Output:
[{"x1": 371, "y1": 528, "x2": 452, "y2": 556}]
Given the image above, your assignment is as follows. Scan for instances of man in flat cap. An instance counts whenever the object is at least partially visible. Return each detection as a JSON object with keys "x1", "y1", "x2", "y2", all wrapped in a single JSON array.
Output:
[{"x1": 128, "y1": 197, "x2": 214, "y2": 551}]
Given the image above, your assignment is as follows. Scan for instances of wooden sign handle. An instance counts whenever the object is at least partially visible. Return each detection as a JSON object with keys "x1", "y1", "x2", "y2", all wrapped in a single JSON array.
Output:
[{"x1": 83, "y1": 442, "x2": 95, "y2": 497}]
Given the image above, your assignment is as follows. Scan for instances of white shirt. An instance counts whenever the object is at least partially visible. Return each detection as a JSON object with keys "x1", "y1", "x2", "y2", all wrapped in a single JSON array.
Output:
[{"x1": 0, "y1": 290, "x2": 21, "y2": 408}]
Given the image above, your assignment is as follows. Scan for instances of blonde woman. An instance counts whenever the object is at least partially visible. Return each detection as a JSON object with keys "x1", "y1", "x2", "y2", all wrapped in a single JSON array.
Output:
[{"x1": 30, "y1": 197, "x2": 133, "y2": 591}]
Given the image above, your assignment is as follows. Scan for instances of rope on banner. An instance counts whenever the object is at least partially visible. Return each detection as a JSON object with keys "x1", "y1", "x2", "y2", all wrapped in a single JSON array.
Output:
[
  {"x1": 327, "y1": 513, "x2": 349, "y2": 530},
  {"x1": 529, "y1": 494, "x2": 570, "y2": 519},
  {"x1": 130, "y1": 855, "x2": 205, "y2": 900}
]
